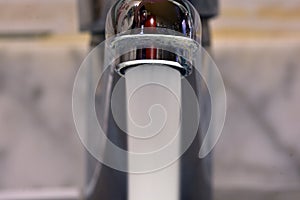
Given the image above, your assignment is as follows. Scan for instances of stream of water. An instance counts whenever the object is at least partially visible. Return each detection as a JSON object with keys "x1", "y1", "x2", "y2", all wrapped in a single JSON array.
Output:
[{"x1": 125, "y1": 64, "x2": 182, "y2": 200}]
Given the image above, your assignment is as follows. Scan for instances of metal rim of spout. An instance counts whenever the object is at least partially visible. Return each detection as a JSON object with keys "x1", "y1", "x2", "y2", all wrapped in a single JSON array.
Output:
[
  {"x1": 116, "y1": 59, "x2": 192, "y2": 77},
  {"x1": 109, "y1": 32, "x2": 199, "y2": 77}
]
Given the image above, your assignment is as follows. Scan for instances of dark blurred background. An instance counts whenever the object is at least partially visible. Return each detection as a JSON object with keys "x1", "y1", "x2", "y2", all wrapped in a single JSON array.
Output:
[{"x1": 0, "y1": 0, "x2": 299, "y2": 199}]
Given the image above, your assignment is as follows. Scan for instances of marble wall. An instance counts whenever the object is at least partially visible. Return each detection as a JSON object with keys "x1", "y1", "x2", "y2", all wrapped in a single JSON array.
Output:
[
  {"x1": 0, "y1": 38, "x2": 87, "y2": 189},
  {"x1": 213, "y1": 39, "x2": 300, "y2": 194}
]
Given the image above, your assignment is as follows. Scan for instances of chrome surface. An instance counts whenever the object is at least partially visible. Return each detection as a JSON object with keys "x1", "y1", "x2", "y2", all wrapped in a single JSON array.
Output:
[
  {"x1": 106, "y1": 0, "x2": 201, "y2": 41},
  {"x1": 106, "y1": 0, "x2": 201, "y2": 76}
]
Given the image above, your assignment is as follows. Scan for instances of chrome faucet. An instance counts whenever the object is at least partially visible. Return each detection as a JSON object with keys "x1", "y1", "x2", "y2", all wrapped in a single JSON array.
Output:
[
  {"x1": 78, "y1": 0, "x2": 218, "y2": 199},
  {"x1": 106, "y1": 0, "x2": 200, "y2": 77}
]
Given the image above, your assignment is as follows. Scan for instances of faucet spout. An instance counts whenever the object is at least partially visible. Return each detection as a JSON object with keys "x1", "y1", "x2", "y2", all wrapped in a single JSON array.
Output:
[
  {"x1": 106, "y1": 0, "x2": 201, "y2": 77},
  {"x1": 106, "y1": 0, "x2": 201, "y2": 40}
]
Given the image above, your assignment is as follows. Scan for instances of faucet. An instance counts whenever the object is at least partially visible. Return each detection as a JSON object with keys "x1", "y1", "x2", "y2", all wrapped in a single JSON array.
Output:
[
  {"x1": 77, "y1": 0, "x2": 218, "y2": 199},
  {"x1": 106, "y1": 0, "x2": 200, "y2": 78}
]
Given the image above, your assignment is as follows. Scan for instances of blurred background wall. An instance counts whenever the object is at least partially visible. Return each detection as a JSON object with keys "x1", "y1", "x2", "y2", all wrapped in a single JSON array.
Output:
[{"x1": 0, "y1": 0, "x2": 299, "y2": 199}]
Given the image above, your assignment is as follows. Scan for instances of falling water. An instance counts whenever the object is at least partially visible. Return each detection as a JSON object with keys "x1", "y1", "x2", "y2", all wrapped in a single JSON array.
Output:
[{"x1": 125, "y1": 64, "x2": 182, "y2": 200}]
